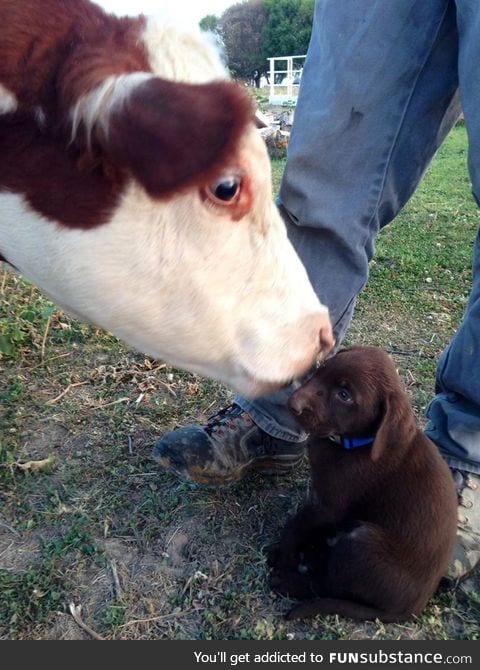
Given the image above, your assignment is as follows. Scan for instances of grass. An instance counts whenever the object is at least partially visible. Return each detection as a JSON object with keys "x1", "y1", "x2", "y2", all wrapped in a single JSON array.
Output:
[{"x1": 1, "y1": 123, "x2": 480, "y2": 639}]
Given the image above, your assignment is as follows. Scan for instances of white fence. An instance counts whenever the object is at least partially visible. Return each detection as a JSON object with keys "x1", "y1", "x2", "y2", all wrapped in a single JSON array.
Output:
[{"x1": 267, "y1": 55, "x2": 306, "y2": 105}]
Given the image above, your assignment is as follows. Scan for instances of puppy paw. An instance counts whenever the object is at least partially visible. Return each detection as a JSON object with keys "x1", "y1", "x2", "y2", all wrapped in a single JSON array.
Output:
[
  {"x1": 265, "y1": 542, "x2": 299, "y2": 569},
  {"x1": 265, "y1": 542, "x2": 282, "y2": 567},
  {"x1": 268, "y1": 569, "x2": 288, "y2": 592},
  {"x1": 284, "y1": 605, "x2": 302, "y2": 621},
  {"x1": 285, "y1": 601, "x2": 317, "y2": 621}
]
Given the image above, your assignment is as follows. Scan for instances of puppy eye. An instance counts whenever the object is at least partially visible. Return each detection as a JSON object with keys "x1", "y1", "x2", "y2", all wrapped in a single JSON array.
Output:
[
  {"x1": 205, "y1": 174, "x2": 242, "y2": 205},
  {"x1": 337, "y1": 388, "x2": 352, "y2": 403}
]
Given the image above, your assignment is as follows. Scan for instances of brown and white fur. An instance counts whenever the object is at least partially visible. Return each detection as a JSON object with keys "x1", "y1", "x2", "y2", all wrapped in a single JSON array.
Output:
[
  {"x1": 0, "y1": 0, "x2": 333, "y2": 397},
  {"x1": 267, "y1": 346, "x2": 457, "y2": 622}
]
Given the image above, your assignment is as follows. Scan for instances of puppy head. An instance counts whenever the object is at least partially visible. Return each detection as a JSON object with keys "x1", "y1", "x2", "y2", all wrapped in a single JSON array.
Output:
[{"x1": 288, "y1": 346, "x2": 417, "y2": 461}]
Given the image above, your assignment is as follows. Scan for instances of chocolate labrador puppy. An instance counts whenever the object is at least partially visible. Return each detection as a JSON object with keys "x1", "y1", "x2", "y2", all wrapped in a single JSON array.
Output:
[{"x1": 267, "y1": 346, "x2": 458, "y2": 622}]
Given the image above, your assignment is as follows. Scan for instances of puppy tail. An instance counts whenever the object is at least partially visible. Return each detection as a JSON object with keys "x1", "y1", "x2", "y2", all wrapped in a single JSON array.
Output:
[{"x1": 285, "y1": 598, "x2": 409, "y2": 624}]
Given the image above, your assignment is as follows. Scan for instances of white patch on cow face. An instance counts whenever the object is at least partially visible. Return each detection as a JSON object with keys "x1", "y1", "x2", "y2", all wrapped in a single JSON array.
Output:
[
  {"x1": 0, "y1": 83, "x2": 18, "y2": 115},
  {"x1": 0, "y1": 127, "x2": 330, "y2": 396},
  {"x1": 70, "y1": 18, "x2": 228, "y2": 146},
  {"x1": 69, "y1": 17, "x2": 228, "y2": 147},
  {"x1": 141, "y1": 18, "x2": 227, "y2": 83},
  {"x1": 70, "y1": 71, "x2": 153, "y2": 145}
]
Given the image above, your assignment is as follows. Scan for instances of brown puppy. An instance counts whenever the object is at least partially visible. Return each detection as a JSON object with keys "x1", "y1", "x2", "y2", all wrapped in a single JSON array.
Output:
[{"x1": 267, "y1": 346, "x2": 458, "y2": 623}]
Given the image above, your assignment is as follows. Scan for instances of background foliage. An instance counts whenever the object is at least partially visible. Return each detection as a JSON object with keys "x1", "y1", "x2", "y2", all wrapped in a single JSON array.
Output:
[{"x1": 200, "y1": 0, "x2": 315, "y2": 77}]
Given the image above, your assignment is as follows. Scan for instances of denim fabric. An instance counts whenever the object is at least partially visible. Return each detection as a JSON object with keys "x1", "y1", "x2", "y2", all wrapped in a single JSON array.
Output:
[{"x1": 237, "y1": 0, "x2": 480, "y2": 473}]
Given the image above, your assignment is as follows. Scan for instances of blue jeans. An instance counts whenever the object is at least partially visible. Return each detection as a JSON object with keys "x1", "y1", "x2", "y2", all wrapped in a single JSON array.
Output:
[{"x1": 236, "y1": 0, "x2": 480, "y2": 475}]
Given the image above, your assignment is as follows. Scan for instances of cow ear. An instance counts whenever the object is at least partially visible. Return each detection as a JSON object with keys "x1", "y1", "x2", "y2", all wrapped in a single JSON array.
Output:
[
  {"x1": 96, "y1": 77, "x2": 253, "y2": 198},
  {"x1": 370, "y1": 392, "x2": 416, "y2": 462}
]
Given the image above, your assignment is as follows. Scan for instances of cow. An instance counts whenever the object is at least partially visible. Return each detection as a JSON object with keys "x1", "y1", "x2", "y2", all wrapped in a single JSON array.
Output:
[{"x1": 0, "y1": 0, "x2": 333, "y2": 397}]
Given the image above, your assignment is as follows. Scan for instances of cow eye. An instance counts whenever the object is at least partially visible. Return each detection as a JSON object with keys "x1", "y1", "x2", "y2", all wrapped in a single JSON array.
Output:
[{"x1": 206, "y1": 174, "x2": 242, "y2": 204}]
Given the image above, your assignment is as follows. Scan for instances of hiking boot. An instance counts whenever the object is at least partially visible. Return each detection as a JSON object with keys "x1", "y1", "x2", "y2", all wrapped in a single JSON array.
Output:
[
  {"x1": 152, "y1": 403, "x2": 306, "y2": 486},
  {"x1": 446, "y1": 469, "x2": 480, "y2": 581}
]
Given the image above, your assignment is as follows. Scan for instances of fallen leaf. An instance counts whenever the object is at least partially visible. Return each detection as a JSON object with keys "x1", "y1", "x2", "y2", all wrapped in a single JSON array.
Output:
[{"x1": 16, "y1": 455, "x2": 55, "y2": 471}]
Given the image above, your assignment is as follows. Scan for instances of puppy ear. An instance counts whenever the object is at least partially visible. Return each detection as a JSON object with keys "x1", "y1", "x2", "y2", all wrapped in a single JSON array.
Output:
[
  {"x1": 97, "y1": 77, "x2": 253, "y2": 198},
  {"x1": 371, "y1": 391, "x2": 416, "y2": 462}
]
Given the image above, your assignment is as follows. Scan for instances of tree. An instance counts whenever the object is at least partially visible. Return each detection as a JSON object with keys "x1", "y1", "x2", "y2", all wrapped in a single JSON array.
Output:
[
  {"x1": 262, "y1": 0, "x2": 314, "y2": 58},
  {"x1": 219, "y1": 1, "x2": 267, "y2": 78},
  {"x1": 216, "y1": 0, "x2": 315, "y2": 78},
  {"x1": 199, "y1": 14, "x2": 219, "y2": 34}
]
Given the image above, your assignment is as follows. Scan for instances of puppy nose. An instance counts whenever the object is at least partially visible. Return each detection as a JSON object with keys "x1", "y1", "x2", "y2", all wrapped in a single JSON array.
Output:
[{"x1": 288, "y1": 389, "x2": 310, "y2": 416}]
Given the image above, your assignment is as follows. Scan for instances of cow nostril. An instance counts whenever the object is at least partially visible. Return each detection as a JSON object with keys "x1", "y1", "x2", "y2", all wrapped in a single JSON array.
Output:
[{"x1": 295, "y1": 311, "x2": 334, "y2": 372}]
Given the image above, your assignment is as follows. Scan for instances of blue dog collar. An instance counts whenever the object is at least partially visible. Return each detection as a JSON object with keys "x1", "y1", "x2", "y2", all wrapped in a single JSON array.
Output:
[
  {"x1": 341, "y1": 435, "x2": 375, "y2": 450},
  {"x1": 329, "y1": 435, "x2": 375, "y2": 450}
]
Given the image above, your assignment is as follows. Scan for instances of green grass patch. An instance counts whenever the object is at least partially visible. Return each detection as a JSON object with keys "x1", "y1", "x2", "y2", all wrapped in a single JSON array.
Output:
[{"x1": 0, "y1": 516, "x2": 100, "y2": 637}]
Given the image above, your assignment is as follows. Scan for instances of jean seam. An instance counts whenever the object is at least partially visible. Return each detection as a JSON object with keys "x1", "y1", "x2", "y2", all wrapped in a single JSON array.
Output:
[{"x1": 436, "y1": 455, "x2": 480, "y2": 476}]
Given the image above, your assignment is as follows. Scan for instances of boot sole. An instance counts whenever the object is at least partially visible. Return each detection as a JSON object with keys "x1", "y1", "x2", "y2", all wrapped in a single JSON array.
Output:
[{"x1": 155, "y1": 453, "x2": 305, "y2": 487}]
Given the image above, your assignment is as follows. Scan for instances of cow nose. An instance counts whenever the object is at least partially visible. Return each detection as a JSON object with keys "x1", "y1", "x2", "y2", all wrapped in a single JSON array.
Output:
[
  {"x1": 285, "y1": 310, "x2": 333, "y2": 381},
  {"x1": 317, "y1": 314, "x2": 335, "y2": 354},
  {"x1": 299, "y1": 310, "x2": 334, "y2": 363}
]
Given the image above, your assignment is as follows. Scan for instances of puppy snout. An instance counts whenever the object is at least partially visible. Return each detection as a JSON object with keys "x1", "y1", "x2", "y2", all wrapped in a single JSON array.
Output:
[{"x1": 288, "y1": 388, "x2": 313, "y2": 416}]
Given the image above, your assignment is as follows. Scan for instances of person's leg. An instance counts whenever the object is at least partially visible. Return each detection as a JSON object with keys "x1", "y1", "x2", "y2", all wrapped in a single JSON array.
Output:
[
  {"x1": 426, "y1": 230, "x2": 480, "y2": 475},
  {"x1": 425, "y1": 0, "x2": 480, "y2": 579},
  {"x1": 154, "y1": 0, "x2": 461, "y2": 483},
  {"x1": 237, "y1": 0, "x2": 460, "y2": 439}
]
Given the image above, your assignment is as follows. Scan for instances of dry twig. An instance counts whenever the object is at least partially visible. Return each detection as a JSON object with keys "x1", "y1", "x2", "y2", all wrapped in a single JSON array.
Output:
[
  {"x1": 46, "y1": 381, "x2": 89, "y2": 405},
  {"x1": 40, "y1": 313, "x2": 53, "y2": 361},
  {"x1": 109, "y1": 560, "x2": 122, "y2": 600},
  {"x1": 69, "y1": 602, "x2": 105, "y2": 641}
]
